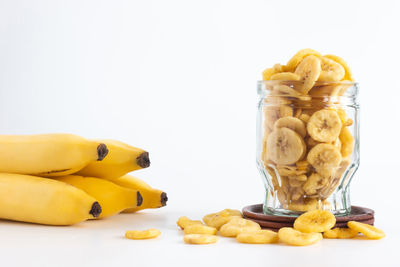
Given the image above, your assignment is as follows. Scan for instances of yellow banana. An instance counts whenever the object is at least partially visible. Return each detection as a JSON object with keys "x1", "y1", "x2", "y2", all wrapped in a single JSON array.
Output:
[
  {"x1": 109, "y1": 175, "x2": 167, "y2": 213},
  {"x1": 0, "y1": 134, "x2": 108, "y2": 177},
  {"x1": 0, "y1": 173, "x2": 101, "y2": 225},
  {"x1": 55, "y1": 175, "x2": 142, "y2": 218},
  {"x1": 76, "y1": 139, "x2": 150, "y2": 179}
]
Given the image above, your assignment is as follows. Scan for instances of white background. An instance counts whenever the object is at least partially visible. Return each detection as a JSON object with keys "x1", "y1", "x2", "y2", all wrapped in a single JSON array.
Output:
[{"x1": 0, "y1": 0, "x2": 399, "y2": 266}]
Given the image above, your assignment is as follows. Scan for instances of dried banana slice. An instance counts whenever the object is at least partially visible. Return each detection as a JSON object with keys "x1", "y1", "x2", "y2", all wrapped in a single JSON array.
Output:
[
  {"x1": 339, "y1": 127, "x2": 354, "y2": 158},
  {"x1": 278, "y1": 227, "x2": 323, "y2": 246},
  {"x1": 262, "y1": 68, "x2": 277, "y2": 81},
  {"x1": 277, "y1": 165, "x2": 305, "y2": 176},
  {"x1": 307, "y1": 109, "x2": 342, "y2": 143},
  {"x1": 219, "y1": 209, "x2": 242, "y2": 217},
  {"x1": 306, "y1": 136, "x2": 321, "y2": 149},
  {"x1": 203, "y1": 209, "x2": 242, "y2": 230},
  {"x1": 273, "y1": 63, "x2": 286, "y2": 72},
  {"x1": 299, "y1": 113, "x2": 310, "y2": 123},
  {"x1": 290, "y1": 187, "x2": 304, "y2": 201},
  {"x1": 336, "y1": 109, "x2": 353, "y2": 126},
  {"x1": 324, "y1": 54, "x2": 354, "y2": 81},
  {"x1": 272, "y1": 85, "x2": 311, "y2": 101},
  {"x1": 296, "y1": 160, "x2": 310, "y2": 171},
  {"x1": 309, "y1": 83, "x2": 348, "y2": 97},
  {"x1": 177, "y1": 216, "x2": 203, "y2": 230},
  {"x1": 307, "y1": 144, "x2": 342, "y2": 178},
  {"x1": 294, "y1": 108, "x2": 302, "y2": 118},
  {"x1": 280, "y1": 105, "x2": 293, "y2": 117},
  {"x1": 264, "y1": 106, "x2": 280, "y2": 130},
  {"x1": 289, "y1": 174, "x2": 308, "y2": 182},
  {"x1": 219, "y1": 217, "x2": 261, "y2": 237},
  {"x1": 294, "y1": 55, "x2": 321, "y2": 94},
  {"x1": 347, "y1": 221, "x2": 385, "y2": 240},
  {"x1": 288, "y1": 198, "x2": 319, "y2": 212},
  {"x1": 294, "y1": 210, "x2": 336, "y2": 233},
  {"x1": 303, "y1": 173, "x2": 329, "y2": 196},
  {"x1": 274, "y1": 117, "x2": 307, "y2": 138},
  {"x1": 319, "y1": 158, "x2": 351, "y2": 198},
  {"x1": 286, "y1": 48, "x2": 322, "y2": 71},
  {"x1": 125, "y1": 229, "x2": 161, "y2": 240},
  {"x1": 332, "y1": 138, "x2": 342, "y2": 151},
  {"x1": 270, "y1": 72, "x2": 300, "y2": 81},
  {"x1": 184, "y1": 234, "x2": 218, "y2": 244},
  {"x1": 184, "y1": 224, "x2": 217, "y2": 235},
  {"x1": 323, "y1": 228, "x2": 358, "y2": 239},
  {"x1": 318, "y1": 57, "x2": 345, "y2": 82},
  {"x1": 236, "y1": 230, "x2": 279, "y2": 244},
  {"x1": 267, "y1": 128, "x2": 306, "y2": 165}
]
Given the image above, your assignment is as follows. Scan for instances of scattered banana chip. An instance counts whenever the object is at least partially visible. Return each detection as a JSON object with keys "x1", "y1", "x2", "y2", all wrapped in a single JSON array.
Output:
[
  {"x1": 236, "y1": 230, "x2": 278, "y2": 244},
  {"x1": 177, "y1": 216, "x2": 203, "y2": 230},
  {"x1": 203, "y1": 209, "x2": 242, "y2": 230},
  {"x1": 347, "y1": 221, "x2": 385, "y2": 240},
  {"x1": 125, "y1": 229, "x2": 161, "y2": 240},
  {"x1": 323, "y1": 227, "x2": 358, "y2": 239},
  {"x1": 278, "y1": 227, "x2": 323, "y2": 246},
  {"x1": 184, "y1": 224, "x2": 217, "y2": 235},
  {"x1": 294, "y1": 210, "x2": 336, "y2": 233},
  {"x1": 184, "y1": 234, "x2": 218, "y2": 245},
  {"x1": 218, "y1": 209, "x2": 242, "y2": 217},
  {"x1": 219, "y1": 217, "x2": 261, "y2": 237}
]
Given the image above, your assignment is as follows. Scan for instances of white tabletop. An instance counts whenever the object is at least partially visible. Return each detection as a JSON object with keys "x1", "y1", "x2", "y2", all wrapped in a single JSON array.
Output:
[{"x1": 0, "y1": 204, "x2": 397, "y2": 267}]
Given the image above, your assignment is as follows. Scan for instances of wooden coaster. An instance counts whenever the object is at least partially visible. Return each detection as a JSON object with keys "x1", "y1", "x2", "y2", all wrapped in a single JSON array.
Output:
[
  {"x1": 242, "y1": 204, "x2": 375, "y2": 230},
  {"x1": 245, "y1": 216, "x2": 374, "y2": 230}
]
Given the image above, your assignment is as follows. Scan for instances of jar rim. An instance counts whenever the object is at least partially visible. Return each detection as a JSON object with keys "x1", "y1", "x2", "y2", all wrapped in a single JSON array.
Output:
[
  {"x1": 257, "y1": 80, "x2": 359, "y2": 99},
  {"x1": 257, "y1": 80, "x2": 358, "y2": 86}
]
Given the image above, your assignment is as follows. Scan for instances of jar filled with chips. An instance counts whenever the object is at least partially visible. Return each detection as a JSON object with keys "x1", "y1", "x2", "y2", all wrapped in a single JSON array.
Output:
[{"x1": 256, "y1": 50, "x2": 359, "y2": 216}]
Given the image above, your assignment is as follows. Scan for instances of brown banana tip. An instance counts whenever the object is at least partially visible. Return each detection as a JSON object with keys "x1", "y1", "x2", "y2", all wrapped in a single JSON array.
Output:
[
  {"x1": 137, "y1": 191, "x2": 143, "y2": 206},
  {"x1": 90, "y1": 201, "x2": 102, "y2": 218},
  {"x1": 97, "y1": 143, "x2": 109, "y2": 161},
  {"x1": 136, "y1": 151, "x2": 150, "y2": 168},
  {"x1": 160, "y1": 192, "x2": 168, "y2": 207}
]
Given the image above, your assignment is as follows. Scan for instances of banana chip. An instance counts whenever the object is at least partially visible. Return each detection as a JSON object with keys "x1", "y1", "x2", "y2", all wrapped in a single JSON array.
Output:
[
  {"x1": 177, "y1": 216, "x2": 203, "y2": 230},
  {"x1": 125, "y1": 229, "x2": 161, "y2": 240},
  {"x1": 278, "y1": 227, "x2": 323, "y2": 246},
  {"x1": 184, "y1": 224, "x2": 217, "y2": 235},
  {"x1": 347, "y1": 221, "x2": 385, "y2": 240},
  {"x1": 323, "y1": 227, "x2": 358, "y2": 239},
  {"x1": 236, "y1": 230, "x2": 278, "y2": 244},
  {"x1": 184, "y1": 234, "x2": 218, "y2": 245},
  {"x1": 294, "y1": 210, "x2": 336, "y2": 233},
  {"x1": 219, "y1": 217, "x2": 261, "y2": 237}
]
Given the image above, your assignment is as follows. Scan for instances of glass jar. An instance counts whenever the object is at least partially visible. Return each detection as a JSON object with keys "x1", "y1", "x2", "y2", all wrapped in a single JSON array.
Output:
[{"x1": 256, "y1": 80, "x2": 359, "y2": 216}]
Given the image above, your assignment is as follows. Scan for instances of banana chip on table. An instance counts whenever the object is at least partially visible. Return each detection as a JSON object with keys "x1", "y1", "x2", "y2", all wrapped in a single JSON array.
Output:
[
  {"x1": 323, "y1": 228, "x2": 359, "y2": 239},
  {"x1": 278, "y1": 227, "x2": 323, "y2": 246}
]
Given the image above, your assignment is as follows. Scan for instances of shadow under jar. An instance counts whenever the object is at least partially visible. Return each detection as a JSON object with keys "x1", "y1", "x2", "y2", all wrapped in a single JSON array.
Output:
[{"x1": 256, "y1": 80, "x2": 359, "y2": 217}]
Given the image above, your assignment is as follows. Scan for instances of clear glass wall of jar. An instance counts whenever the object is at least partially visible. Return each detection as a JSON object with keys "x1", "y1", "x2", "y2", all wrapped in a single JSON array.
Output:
[{"x1": 256, "y1": 80, "x2": 359, "y2": 216}]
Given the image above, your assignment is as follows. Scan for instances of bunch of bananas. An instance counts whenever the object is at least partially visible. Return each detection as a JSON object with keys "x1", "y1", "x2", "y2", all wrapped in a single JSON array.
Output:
[
  {"x1": 0, "y1": 134, "x2": 167, "y2": 225},
  {"x1": 261, "y1": 49, "x2": 356, "y2": 211}
]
